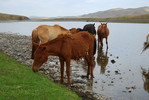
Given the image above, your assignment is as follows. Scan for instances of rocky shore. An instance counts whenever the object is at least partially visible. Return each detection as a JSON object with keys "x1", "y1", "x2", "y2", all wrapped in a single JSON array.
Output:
[{"x1": 0, "y1": 32, "x2": 110, "y2": 100}]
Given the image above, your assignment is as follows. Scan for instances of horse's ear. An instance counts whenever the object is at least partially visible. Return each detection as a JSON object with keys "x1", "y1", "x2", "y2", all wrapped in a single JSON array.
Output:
[
  {"x1": 93, "y1": 23, "x2": 95, "y2": 26},
  {"x1": 32, "y1": 42, "x2": 39, "y2": 47}
]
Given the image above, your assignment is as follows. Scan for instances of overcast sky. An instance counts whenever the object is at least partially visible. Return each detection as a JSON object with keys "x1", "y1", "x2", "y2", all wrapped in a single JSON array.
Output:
[{"x1": 0, "y1": 0, "x2": 149, "y2": 17}]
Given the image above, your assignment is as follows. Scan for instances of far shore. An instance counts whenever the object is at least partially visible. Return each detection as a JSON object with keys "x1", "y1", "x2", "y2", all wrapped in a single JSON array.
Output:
[{"x1": 1, "y1": 17, "x2": 149, "y2": 23}]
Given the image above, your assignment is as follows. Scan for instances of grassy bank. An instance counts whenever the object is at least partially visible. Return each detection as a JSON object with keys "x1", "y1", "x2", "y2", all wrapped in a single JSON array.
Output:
[
  {"x1": 0, "y1": 53, "x2": 81, "y2": 100},
  {"x1": 0, "y1": 13, "x2": 29, "y2": 20}
]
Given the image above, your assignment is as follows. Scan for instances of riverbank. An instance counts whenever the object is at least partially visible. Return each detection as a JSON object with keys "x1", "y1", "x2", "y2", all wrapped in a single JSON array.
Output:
[{"x1": 0, "y1": 32, "x2": 110, "y2": 100}]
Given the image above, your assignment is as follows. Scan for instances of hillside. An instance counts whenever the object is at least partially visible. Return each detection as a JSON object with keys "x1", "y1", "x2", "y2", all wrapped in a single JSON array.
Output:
[
  {"x1": 87, "y1": 14, "x2": 149, "y2": 23},
  {"x1": 35, "y1": 14, "x2": 149, "y2": 23},
  {"x1": 0, "y1": 13, "x2": 30, "y2": 20},
  {"x1": 79, "y1": 6, "x2": 149, "y2": 18}
]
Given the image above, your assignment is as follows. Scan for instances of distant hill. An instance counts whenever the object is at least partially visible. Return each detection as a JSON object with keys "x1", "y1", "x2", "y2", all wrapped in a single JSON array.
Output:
[
  {"x1": 79, "y1": 6, "x2": 149, "y2": 18},
  {"x1": 0, "y1": 13, "x2": 30, "y2": 20}
]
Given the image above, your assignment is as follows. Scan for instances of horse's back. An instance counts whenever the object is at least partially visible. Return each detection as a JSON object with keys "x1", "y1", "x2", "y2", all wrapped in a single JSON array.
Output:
[
  {"x1": 62, "y1": 32, "x2": 93, "y2": 59},
  {"x1": 35, "y1": 24, "x2": 70, "y2": 43}
]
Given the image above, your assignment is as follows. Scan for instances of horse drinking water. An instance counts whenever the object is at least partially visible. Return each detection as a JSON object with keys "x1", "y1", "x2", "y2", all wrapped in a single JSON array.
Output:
[{"x1": 32, "y1": 31, "x2": 96, "y2": 87}]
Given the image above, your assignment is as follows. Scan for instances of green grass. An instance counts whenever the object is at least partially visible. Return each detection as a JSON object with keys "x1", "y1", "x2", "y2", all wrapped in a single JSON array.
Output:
[{"x1": 0, "y1": 53, "x2": 81, "y2": 100}]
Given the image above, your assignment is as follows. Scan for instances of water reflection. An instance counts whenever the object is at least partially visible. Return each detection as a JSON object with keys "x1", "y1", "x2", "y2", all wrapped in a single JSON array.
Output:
[
  {"x1": 141, "y1": 34, "x2": 149, "y2": 53},
  {"x1": 141, "y1": 67, "x2": 149, "y2": 93},
  {"x1": 97, "y1": 47, "x2": 109, "y2": 74}
]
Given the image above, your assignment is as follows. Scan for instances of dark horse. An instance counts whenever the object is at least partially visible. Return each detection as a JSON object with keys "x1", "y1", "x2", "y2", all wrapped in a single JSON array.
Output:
[
  {"x1": 32, "y1": 31, "x2": 96, "y2": 87},
  {"x1": 69, "y1": 23, "x2": 96, "y2": 35},
  {"x1": 82, "y1": 23, "x2": 96, "y2": 36}
]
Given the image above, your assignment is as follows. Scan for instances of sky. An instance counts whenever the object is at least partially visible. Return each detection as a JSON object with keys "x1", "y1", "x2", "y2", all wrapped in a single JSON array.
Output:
[{"x1": 0, "y1": 0, "x2": 149, "y2": 17}]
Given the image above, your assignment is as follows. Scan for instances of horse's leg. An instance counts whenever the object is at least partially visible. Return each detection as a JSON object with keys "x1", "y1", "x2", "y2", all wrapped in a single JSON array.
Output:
[
  {"x1": 100, "y1": 37, "x2": 103, "y2": 48},
  {"x1": 84, "y1": 55, "x2": 91, "y2": 78},
  {"x1": 59, "y1": 57, "x2": 64, "y2": 84},
  {"x1": 89, "y1": 55, "x2": 94, "y2": 78},
  {"x1": 98, "y1": 36, "x2": 100, "y2": 48},
  {"x1": 93, "y1": 39, "x2": 97, "y2": 55},
  {"x1": 106, "y1": 37, "x2": 108, "y2": 49},
  {"x1": 66, "y1": 58, "x2": 71, "y2": 88}
]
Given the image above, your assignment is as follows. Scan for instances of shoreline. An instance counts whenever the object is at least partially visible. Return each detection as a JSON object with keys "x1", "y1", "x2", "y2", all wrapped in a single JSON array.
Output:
[{"x1": 0, "y1": 32, "x2": 111, "y2": 100}]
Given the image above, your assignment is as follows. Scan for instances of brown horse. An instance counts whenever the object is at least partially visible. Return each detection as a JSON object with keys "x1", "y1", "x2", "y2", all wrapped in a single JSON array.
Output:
[
  {"x1": 97, "y1": 23, "x2": 109, "y2": 49},
  {"x1": 32, "y1": 31, "x2": 95, "y2": 87},
  {"x1": 69, "y1": 27, "x2": 97, "y2": 55},
  {"x1": 31, "y1": 24, "x2": 71, "y2": 59}
]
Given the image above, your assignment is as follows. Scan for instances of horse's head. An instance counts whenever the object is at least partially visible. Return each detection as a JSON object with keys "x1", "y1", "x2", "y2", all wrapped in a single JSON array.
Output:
[
  {"x1": 99, "y1": 23, "x2": 108, "y2": 34},
  {"x1": 32, "y1": 45, "x2": 48, "y2": 72},
  {"x1": 83, "y1": 23, "x2": 96, "y2": 35}
]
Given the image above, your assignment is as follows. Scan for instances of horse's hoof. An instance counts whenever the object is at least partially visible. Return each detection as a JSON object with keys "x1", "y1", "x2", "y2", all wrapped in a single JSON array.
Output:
[
  {"x1": 91, "y1": 76, "x2": 94, "y2": 78},
  {"x1": 86, "y1": 74, "x2": 90, "y2": 78},
  {"x1": 67, "y1": 84, "x2": 71, "y2": 88},
  {"x1": 60, "y1": 80, "x2": 64, "y2": 84}
]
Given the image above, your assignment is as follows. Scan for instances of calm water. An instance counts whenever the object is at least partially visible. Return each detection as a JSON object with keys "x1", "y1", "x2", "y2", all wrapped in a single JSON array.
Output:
[{"x1": 0, "y1": 21, "x2": 149, "y2": 100}]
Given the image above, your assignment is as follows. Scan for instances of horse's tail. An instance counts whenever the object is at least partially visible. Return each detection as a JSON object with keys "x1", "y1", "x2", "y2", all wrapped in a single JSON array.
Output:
[
  {"x1": 31, "y1": 29, "x2": 39, "y2": 59},
  {"x1": 93, "y1": 37, "x2": 97, "y2": 55}
]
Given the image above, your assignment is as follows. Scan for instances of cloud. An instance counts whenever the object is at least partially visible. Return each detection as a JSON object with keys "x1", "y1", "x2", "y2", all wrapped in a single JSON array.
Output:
[
  {"x1": 0, "y1": 0, "x2": 149, "y2": 17},
  {"x1": 85, "y1": 0, "x2": 99, "y2": 3}
]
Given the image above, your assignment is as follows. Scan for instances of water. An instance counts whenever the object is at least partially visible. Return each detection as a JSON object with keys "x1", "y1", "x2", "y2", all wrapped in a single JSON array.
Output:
[{"x1": 0, "y1": 21, "x2": 149, "y2": 100}]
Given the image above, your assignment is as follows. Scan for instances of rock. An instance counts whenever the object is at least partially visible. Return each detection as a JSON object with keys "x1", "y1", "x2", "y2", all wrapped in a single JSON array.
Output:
[{"x1": 111, "y1": 59, "x2": 116, "y2": 64}]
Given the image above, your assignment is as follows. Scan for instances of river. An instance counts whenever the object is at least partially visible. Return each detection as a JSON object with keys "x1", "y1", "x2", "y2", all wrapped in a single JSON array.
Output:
[{"x1": 0, "y1": 21, "x2": 149, "y2": 100}]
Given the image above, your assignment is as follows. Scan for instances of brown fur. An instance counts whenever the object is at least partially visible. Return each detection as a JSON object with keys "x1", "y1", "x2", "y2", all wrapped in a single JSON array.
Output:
[
  {"x1": 31, "y1": 24, "x2": 71, "y2": 59},
  {"x1": 69, "y1": 28, "x2": 97, "y2": 55},
  {"x1": 69, "y1": 28, "x2": 81, "y2": 34},
  {"x1": 97, "y1": 23, "x2": 109, "y2": 49},
  {"x1": 32, "y1": 31, "x2": 95, "y2": 87}
]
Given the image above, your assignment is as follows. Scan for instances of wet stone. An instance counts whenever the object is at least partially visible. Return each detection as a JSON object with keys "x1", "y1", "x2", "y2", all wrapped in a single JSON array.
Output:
[{"x1": 111, "y1": 59, "x2": 116, "y2": 64}]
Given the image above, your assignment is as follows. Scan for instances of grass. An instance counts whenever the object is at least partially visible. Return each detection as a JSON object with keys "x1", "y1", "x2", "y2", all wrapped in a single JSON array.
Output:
[{"x1": 0, "y1": 53, "x2": 81, "y2": 100}]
